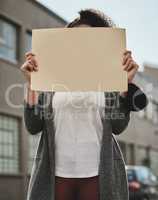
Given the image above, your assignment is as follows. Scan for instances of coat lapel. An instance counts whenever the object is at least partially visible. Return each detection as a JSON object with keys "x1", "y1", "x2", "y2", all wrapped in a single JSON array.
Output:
[
  {"x1": 98, "y1": 92, "x2": 113, "y2": 200},
  {"x1": 43, "y1": 91, "x2": 56, "y2": 200}
]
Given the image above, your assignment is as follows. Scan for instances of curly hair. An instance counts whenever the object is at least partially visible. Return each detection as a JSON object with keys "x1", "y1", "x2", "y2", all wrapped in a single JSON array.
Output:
[{"x1": 66, "y1": 9, "x2": 116, "y2": 28}]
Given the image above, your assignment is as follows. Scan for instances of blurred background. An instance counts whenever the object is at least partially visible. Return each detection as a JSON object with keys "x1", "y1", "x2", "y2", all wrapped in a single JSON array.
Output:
[{"x1": 0, "y1": 0, "x2": 158, "y2": 200}]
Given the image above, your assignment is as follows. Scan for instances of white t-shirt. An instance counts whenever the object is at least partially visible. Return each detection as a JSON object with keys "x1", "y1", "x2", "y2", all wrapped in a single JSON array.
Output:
[{"x1": 52, "y1": 91, "x2": 105, "y2": 178}]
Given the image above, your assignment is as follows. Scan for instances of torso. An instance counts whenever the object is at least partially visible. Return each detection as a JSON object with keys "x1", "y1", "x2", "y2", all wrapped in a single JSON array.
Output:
[{"x1": 52, "y1": 91, "x2": 105, "y2": 178}]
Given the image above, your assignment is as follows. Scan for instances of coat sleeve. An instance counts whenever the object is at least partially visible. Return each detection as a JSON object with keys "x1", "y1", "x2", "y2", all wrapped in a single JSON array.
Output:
[
  {"x1": 24, "y1": 92, "x2": 44, "y2": 135},
  {"x1": 111, "y1": 82, "x2": 148, "y2": 135}
]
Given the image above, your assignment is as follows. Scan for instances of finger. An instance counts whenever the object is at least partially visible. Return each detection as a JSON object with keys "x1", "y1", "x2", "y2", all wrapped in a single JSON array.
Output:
[
  {"x1": 28, "y1": 58, "x2": 38, "y2": 68},
  {"x1": 26, "y1": 55, "x2": 33, "y2": 60},
  {"x1": 122, "y1": 52, "x2": 132, "y2": 64},
  {"x1": 123, "y1": 53, "x2": 132, "y2": 65},
  {"x1": 21, "y1": 63, "x2": 29, "y2": 72},
  {"x1": 28, "y1": 64, "x2": 38, "y2": 72},
  {"x1": 21, "y1": 64, "x2": 32, "y2": 73},
  {"x1": 127, "y1": 61, "x2": 139, "y2": 72},
  {"x1": 25, "y1": 51, "x2": 35, "y2": 57},
  {"x1": 128, "y1": 62, "x2": 139, "y2": 72},
  {"x1": 33, "y1": 58, "x2": 38, "y2": 68},
  {"x1": 123, "y1": 54, "x2": 132, "y2": 66},
  {"x1": 123, "y1": 50, "x2": 132, "y2": 56},
  {"x1": 25, "y1": 52, "x2": 35, "y2": 58},
  {"x1": 134, "y1": 62, "x2": 139, "y2": 70},
  {"x1": 21, "y1": 63, "x2": 38, "y2": 74},
  {"x1": 23, "y1": 61, "x2": 35, "y2": 72},
  {"x1": 123, "y1": 58, "x2": 133, "y2": 70},
  {"x1": 26, "y1": 54, "x2": 36, "y2": 61},
  {"x1": 26, "y1": 55, "x2": 38, "y2": 68},
  {"x1": 27, "y1": 59, "x2": 34, "y2": 66},
  {"x1": 126, "y1": 62, "x2": 134, "y2": 71},
  {"x1": 25, "y1": 63, "x2": 34, "y2": 72}
]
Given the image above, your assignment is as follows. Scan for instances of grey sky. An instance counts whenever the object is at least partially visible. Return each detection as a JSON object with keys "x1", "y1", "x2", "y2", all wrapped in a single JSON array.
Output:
[{"x1": 38, "y1": 0, "x2": 158, "y2": 69}]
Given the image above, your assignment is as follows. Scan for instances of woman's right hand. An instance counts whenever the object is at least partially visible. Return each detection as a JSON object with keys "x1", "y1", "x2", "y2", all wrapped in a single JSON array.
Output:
[
  {"x1": 21, "y1": 52, "x2": 39, "y2": 105},
  {"x1": 20, "y1": 52, "x2": 38, "y2": 83}
]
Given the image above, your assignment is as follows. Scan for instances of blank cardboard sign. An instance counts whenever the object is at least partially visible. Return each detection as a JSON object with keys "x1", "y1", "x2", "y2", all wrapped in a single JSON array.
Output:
[{"x1": 31, "y1": 28, "x2": 127, "y2": 92}]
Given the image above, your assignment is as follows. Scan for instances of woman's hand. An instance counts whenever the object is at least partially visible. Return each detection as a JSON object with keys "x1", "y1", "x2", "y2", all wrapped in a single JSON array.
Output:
[
  {"x1": 122, "y1": 50, "x2": 139, "y2": 83},
  {"x1": 20, "y1": 52, "x2": 39, "y2": 105},
  {"x1": 20, "y1": 52, "x2": 38, "y2": 84}
]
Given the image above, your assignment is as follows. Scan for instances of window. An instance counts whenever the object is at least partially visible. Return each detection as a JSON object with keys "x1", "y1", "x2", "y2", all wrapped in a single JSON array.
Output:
[
  {"x1": 0, "y1": 18, "x2": 17, "y2": 62},
  {"x1": 150, "y1": 149, "x2": 158, "y2": 176},
  {"x1": 25, "y1": 32, "x2": 32, "y2": 53},
  {"x1": 28, "y1": 134, "x2": 41, "y2": 173},
  {"x1": 136, "y1": 146, "x2": 149, "y2": 167},
  {"x1": 0, "y1": 115, "x2": 19, "y2": 174}
]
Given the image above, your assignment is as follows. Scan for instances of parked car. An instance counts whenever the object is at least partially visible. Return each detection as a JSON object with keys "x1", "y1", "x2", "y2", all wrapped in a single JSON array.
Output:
[{"x1": 126, "y1": 165, "x2": 158, "y2": 200}]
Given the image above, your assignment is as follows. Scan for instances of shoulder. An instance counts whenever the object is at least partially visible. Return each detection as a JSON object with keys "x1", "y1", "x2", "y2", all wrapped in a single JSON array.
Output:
[{"x1": 124, "y1": 82, "x2": 148, "y2": 111}]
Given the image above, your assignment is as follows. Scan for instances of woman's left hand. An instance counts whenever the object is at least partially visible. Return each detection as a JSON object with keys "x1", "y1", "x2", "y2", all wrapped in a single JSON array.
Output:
[{"x1": 123, "y1": 50, "x2": 139, "y2": 83}]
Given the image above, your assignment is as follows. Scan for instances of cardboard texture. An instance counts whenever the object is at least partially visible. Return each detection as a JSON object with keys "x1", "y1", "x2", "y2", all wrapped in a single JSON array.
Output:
[{"x1": 31, "y1": 28, "x2": 127, "y2": 92}]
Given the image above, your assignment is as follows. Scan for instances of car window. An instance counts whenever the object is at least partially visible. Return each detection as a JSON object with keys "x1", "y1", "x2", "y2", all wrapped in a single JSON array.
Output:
[
  {"x1": 136, "y1": 167, "x2": 157, "y2": 182},
  {"x1": 127, "y1": 169, "x2": 135, "y2": 182}
]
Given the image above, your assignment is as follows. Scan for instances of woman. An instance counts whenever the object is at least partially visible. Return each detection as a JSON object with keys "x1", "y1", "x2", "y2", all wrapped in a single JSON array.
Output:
[{"x1": 21, "y1": 9, "x2": 148, "y2": 200}]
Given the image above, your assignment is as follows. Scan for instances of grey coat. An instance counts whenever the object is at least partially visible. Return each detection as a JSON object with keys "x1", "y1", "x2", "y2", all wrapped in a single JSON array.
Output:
[{"x1": 24, "y1": 83, "x2": 148, "y2": 200}]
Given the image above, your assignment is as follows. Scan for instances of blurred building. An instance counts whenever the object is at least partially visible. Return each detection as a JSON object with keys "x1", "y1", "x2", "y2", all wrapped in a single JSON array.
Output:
[
  {"x1": 0, "y1": 0, "x2": 66, "y2": 200},
  {"x1": 117, "y1": 63, "x2": 158, "y2": 176}
]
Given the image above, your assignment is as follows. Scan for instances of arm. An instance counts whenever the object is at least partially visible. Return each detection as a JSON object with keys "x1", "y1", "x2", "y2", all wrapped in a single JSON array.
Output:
[
  {"x1": 24, "y1": 87, "x2": 44, "y2": 135},
  {"x1": 123, "y1": 82, "x2": 148, "y2": 111},
  {"x1": 111, "y1": 82, "x2": 148, "y2": 135},
  {"x1": 110, "y1": 92, "x2": 130, "y2": 135},
  {"x1": 21, "y1": 51, "x2": 44, "y2": 135},
  {"x1": 110, "y1": 49, "x2": 149, "y2": 135}
]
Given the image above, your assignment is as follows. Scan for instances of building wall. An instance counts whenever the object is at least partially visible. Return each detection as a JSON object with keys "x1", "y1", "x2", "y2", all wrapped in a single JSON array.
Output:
[
  {"x1": 0, "y1": 1, "x2": 66, "y2": 200},
  {"x1": 117, "y1": 68, "x2": 158, "y2": 176}
]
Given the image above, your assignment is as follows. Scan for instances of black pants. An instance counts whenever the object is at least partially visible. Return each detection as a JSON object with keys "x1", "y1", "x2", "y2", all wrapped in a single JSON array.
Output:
[{"x1": 55, "y1": 175, "x2": 100, "y2": 200}]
